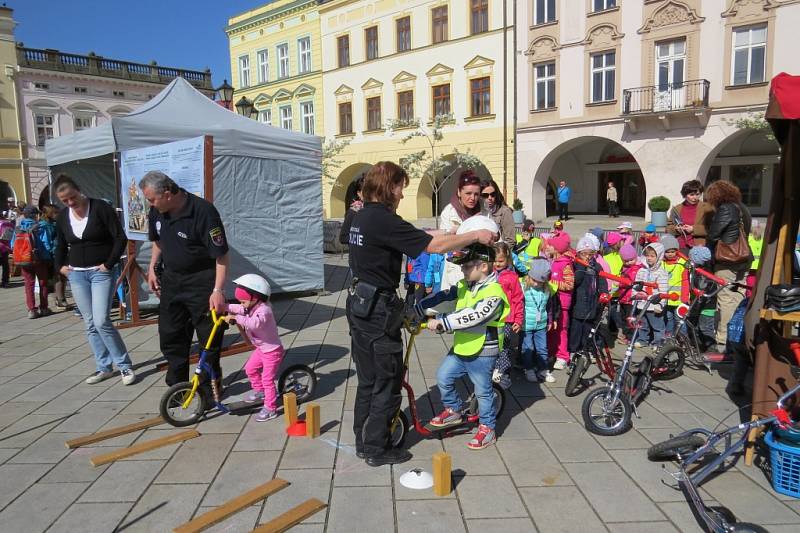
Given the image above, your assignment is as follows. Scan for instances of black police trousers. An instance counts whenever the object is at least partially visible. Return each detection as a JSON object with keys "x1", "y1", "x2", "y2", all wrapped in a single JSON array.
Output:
[
  {"x1": 346, "y1": 293, "x2": 404, "y2": 457},
  {"x1": 159, "y1": 268, "x2": 223, "y2": 386}
]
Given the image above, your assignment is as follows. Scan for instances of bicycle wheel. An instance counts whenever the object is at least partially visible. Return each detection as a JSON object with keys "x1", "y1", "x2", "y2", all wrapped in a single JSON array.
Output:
[
  {"x1": 565, "y1": 353, "x2": 590, "y2": 397},
  {"x1": 582, "y1": 387, "x2": 633, "y2": 436},
  {"x1": 730, "y1": 524, "x2": 769, "y2": 533},
  {"x1": 466, "y1": 383, "x2": 506, "y2": 419},
  {"x1": 652, "y1": 343, "x2": 685, "y2": 381},
  {"x1": 160, "y1": 382, "x2": 208, "y2": 427},
  {"x1": 389, "y1": 410, "x2": 409, "y2": 449},
  {"x1": 647, "y1": 434, "x2": 706, "y2": 461},
  {"x1": 278, "y1": 364, "x2": 317, "y2": 404}
]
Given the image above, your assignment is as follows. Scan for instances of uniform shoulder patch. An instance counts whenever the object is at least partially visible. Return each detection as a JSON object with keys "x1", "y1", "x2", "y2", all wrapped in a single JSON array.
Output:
[{"x1": 209, "y1": 227, "x2": 225, "y2": 246}]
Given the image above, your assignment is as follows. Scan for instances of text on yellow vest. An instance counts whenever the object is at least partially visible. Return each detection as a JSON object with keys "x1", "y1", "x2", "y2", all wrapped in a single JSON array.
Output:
[{"x1": 453, "y1": 280, "x2": 510, "y2": 357}]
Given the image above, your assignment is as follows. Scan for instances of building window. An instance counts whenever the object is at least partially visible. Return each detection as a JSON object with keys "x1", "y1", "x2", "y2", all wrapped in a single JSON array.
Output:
[
  {"x1": 534, "y1": 62, "x2": 556, "y2": 110},
  {"x1": 365, "y1": 26, "x2": 379, "y2": 61},
  {"x1": 300, "y1": 101, "x2": 315, "y2": 135},
  {"x1": 732, "y1": 25, "x2": 767, "y2": 86},
  {"x1": 280, "y1": 105, "x2": 292, "y2": 130},
  {"x1": 277, "y1": 44, "x2": 289, "y2": 78},
  {"x1": 74, "y1": 86, "x2": 87, "y2": 94},
  {"x1": 238, "y1": 55, "x2": 250, "y2": 88},
  {"x1": 432, "y1": 6, "x2": 448, "y2": 44},
  {"x1": 432, "y1": 84, "x2": 451, "y2": 118},
  {"x1": 396, "y1": 16, "x2": 411, "y2": 52},
  {"x1": 397, "y1": 90, "x2": 414, "y2": 122},
  {"x1": 470, "y1": 77, "x2": 491, "y2": 116},
  {"x1": 592, "y1": 0, "x2": 616, "y2": 12},
  {"x1": 337, "y1": 35, "x2": 350, "y2": 68},
  {"x1": 298, "y1": 37, "x2": 312, "y2": 74},
  {"x1": 256, "y1": 49, "x2": 269, "y2": 84},
  {"x1": 470, "y1": 0, "x2": 488, "y2": 35},
  {"x1": 730, "y1": 165, "x2": 763, "y2": 206},
  {"x1": 34, "y1": 114, "x2": 55, "y2": 147},
  {"x1": 113, "y1": 90, "x2": 126, "y2": 98},
  {"x1": 258, "y1": 109, "x2": 271, "y2": 125},
  {"x1": 535, "y1": 0, "x2": 556, "y2": 25},
  {"x1": 34, "y1": 82, "x2": 49, "y2": 90},
  {"x1": 339, "y1": 102, "x2": 353, "y2": 134},
  {"x1": 73, "y1": 115, "x2": 92, "y2": 131},
  {"x1": 367, "y1": 96, "x2": 382, "y2": 130},
  {"x1": 590, "y1": 51, "x2": 616, "y2": 102}
]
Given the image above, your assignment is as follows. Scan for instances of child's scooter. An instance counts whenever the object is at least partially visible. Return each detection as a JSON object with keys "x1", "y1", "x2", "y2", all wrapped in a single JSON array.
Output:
[
  {"x1": 159, "y1": 310, "x2": 316, "y2": 427},
  {"x1": 386, "y1": 315, "x2": 506, "y2": 448}
]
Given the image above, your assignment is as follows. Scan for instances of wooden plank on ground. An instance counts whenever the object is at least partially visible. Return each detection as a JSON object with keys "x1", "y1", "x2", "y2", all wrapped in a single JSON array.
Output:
[
  {"x1": 65, "y1": 416, "x2": 164, "y2": 449},
  {"x1": 173, "y1": 478, "x2": 290, "y2": 533},
  {"x1": 250, "y1": 498, "x2": 327, "y2": 533},
  {"x1": 90, "y1": 429, "x2": 199, "y2": 467}
]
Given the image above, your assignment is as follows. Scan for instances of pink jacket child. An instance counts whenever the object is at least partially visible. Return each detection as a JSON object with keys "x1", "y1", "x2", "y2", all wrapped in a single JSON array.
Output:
[
  {"x1": 226, "y1": 274, "x2": 284, "y2": 422},
  {"x1": 544, "y1": 233, "x2": 575, "y2": 366}
]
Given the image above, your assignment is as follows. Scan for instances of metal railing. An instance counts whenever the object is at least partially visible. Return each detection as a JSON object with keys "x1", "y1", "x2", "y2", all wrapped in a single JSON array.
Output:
[
  {"x1": 17, "y1": 46, "x2": 213, "y2": 90},
  {"x1": 622, "y1": 79, "x2": 709, "y2": 115}
]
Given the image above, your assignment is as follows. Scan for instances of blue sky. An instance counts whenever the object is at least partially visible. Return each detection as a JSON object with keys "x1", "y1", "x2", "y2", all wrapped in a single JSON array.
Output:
[{"x1": 9, "y1": 0, "x2": 274, "y2": 87}]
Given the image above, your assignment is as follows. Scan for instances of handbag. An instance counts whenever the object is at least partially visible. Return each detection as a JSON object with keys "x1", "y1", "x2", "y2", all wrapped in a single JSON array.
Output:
[{"x1": 714, "y1": 206, "x2": 751, "y2": 264}]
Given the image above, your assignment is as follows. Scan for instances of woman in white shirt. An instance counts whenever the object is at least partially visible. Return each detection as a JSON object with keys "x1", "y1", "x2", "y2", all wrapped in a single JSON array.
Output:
[{"x1": 438, "y1": 171, "x2": 482, "y2": 288}]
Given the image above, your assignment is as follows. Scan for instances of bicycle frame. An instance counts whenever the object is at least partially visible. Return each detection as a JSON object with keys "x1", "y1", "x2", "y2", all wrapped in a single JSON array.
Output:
[
  {"x1": 577, "y1": 302, "x2": 616, "y2": 379},
  {"x1": 180, "y1": 309, "x2": 228, "y2": 413}
]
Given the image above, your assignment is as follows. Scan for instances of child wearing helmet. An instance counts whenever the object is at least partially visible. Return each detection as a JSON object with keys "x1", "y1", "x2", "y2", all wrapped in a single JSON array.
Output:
[
  {"x1": 415, "y1": 242, "x2": 509, "y2": 450},
  {"x1": 225, "y1": 273, "x2": 284, "y2": 422}
]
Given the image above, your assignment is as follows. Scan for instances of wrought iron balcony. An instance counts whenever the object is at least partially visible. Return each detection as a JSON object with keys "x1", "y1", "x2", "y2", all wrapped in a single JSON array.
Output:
[
  {"x1": 622, "y1": 79, "x2": 710, "y2": 115},
  {"x1": 16, "y1": 46, "x2": 213, "y2": 90}
]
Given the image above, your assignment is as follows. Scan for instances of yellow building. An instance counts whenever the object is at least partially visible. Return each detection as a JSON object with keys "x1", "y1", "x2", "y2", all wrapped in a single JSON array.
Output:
[
  {"x1": 0, "y1": 6, "x2": 25, "y2": 209},
  {"x1": 320, "y1": 0, "x2": 514, "y2": 220},
  {"x1": 226, "y1": 0, "x2": 324, "y2": 137}
]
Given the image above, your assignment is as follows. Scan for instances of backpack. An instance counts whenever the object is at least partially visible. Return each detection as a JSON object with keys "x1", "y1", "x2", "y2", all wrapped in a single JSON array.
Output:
[
  {"x1": 35, "y1": 222, "x2": 55, "y2": 261},
  {"x1": 12, "y1": 227, "x2": 36, "y2": 266}
]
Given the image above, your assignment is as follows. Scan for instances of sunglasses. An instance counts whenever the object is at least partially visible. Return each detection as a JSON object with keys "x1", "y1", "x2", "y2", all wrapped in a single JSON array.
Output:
[{"x1": 481, "y1": 191, "x2": 496, "y2": 198}]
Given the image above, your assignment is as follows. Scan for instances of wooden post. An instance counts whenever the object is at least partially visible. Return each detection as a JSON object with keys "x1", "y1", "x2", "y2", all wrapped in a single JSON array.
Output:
[
  {"x1": 432, "y1": 452, "x2": 452, "y2": 496},
  {"x1": 305, "y1": 403, "x2": 320, "y2": 438},
  {"x1": 283, "y1": 392, "x2": 298, "y2": 428}
]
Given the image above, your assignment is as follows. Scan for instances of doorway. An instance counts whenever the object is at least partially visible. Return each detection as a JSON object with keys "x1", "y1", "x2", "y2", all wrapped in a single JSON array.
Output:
[
  {"x1": 598, "y1": 171, "x2": 645, "y2": 216},
  {"x1": 654, "y1": 38, "x2": 686, "y2": 112}
]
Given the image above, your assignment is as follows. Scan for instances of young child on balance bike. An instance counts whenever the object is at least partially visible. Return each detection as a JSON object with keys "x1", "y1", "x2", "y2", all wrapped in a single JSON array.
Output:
[{"x1": 417, "y1": 242, "x2": 509, "y2": 450}]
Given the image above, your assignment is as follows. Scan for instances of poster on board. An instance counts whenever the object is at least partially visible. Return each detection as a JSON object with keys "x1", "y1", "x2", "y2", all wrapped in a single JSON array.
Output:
[{"x1": 119, "y1": 136, "x2": 206, "y2": 241}]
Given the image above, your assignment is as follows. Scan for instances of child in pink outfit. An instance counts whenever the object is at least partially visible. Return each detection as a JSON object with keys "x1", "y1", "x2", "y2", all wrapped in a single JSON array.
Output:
[
  {"x1": 543, "y1": 232, "x2": 574, "y2": 369},
  {"x1": 225, "y1": 274, "x2": 284, "y2": 422}
]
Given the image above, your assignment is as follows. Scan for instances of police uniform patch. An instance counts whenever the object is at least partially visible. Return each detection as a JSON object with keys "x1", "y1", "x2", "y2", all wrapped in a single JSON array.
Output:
[
  {"x1": 209, "y1": 227, "x2": 225, "y2": 246},
  {"x1": 155, "y1": 221, "x2": 162, "y2": 235}
]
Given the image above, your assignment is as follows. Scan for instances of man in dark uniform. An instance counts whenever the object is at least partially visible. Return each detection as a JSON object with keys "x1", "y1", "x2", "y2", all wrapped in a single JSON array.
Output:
[
  {"x1": 347, "y1": 161, "x2": 496, "y2": 467},
  {"x1": 139, "y1": 170, "x2": 229, "y2": 388}
]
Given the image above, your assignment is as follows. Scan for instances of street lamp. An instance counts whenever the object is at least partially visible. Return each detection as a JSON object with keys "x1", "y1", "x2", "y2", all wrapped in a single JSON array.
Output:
[
  {"x1": 215, "y1": 79, "x2": 234, "y2": 110},
  {"x1": 235, "y1": 96, "x2": 257, "y2": 119}
]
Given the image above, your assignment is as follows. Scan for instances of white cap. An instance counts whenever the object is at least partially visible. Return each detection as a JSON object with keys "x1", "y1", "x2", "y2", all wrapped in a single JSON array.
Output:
[
  {"x1": 456, "y1": 215, "x2": 499, "y2": 236},
  {"x1": 233, "y1": 274, "x2": 271, "y2": 299}
]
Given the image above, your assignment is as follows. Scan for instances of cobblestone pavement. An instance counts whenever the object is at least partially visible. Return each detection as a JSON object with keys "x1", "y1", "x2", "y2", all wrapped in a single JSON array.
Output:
[{"x1": 0, "y1": 256, "x2": 798, "y2": 532}]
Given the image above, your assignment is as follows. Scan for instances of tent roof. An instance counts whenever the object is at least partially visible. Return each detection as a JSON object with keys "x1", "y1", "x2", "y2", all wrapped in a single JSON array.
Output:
[
  {"x1": 46, "y1": 77, "x2": 321, "y2": 166},
  {"x1": 768, "y1": 72, "x2": 800, "y2": 120}
]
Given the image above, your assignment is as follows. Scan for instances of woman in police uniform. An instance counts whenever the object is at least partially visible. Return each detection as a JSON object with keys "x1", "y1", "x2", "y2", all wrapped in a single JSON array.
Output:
[{"x1": 347, "y1": 161, "x2": 496, "y2": 467}]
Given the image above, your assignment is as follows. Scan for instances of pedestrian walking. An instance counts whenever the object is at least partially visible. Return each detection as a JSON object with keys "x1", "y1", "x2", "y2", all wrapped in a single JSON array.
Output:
[{"x1": 557, "y1": 180, "x2": 571, "y2": 221}]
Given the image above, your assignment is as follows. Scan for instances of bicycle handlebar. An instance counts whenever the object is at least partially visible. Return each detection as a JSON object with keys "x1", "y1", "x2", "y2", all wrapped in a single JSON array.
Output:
[
  {"x1": 574, "y1": 257, "x2": 657, "y2": 289},
  {"x1": 695, "y1": 266, "x2": 728, "y2": 286}
]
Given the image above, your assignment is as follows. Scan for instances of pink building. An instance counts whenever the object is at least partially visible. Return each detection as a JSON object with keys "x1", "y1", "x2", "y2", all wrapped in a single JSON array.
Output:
[{"x1": 14, "y1": 45, "x2": 214, "y2": 205}]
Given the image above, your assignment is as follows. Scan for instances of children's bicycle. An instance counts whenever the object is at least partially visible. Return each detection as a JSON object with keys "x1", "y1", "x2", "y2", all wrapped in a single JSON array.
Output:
[
  {"x1": 647, "y1": 347, "x2": 800, "y2": 533},
  {"x1": 581, "y1": 291, "x2": 679, "y2": 436},
  {"x1": 387, "y1": 317, "x2": 506, "y2": 448},
  {"x1": 159, "y1": 310, "x2": 317, "y2": 427}
]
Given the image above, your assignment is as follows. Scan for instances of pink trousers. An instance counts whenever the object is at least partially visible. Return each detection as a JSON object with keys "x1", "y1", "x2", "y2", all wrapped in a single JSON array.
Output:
[
  {"x1": 547, "y1": 309, "x2": 570, "y2": 363},
  {"x1": 245, "y1": 347, "x2": 284, "y2": 411}
]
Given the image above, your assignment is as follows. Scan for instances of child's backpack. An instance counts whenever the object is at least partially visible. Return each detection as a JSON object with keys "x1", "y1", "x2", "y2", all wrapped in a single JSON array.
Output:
[
  {"x1": 35, "y1": 223, "x2": 55, "y2": 261},
  {"x1": 12, "y1": 227, "x2": 37, "y2": 267}
]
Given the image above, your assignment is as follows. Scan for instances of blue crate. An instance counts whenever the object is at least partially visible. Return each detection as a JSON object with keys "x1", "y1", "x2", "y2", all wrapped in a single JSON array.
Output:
[{"x1": 766, "y1": 430, "x2": 800, "y2": 499}]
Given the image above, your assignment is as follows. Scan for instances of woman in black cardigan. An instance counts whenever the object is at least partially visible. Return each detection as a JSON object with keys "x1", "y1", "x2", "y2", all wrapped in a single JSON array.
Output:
[{"x1": 53, "y1": 174, "x2": 135, "y2": 386}]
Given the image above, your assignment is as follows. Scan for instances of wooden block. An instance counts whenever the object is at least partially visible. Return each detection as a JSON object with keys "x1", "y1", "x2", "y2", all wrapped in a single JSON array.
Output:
[
  {"x1": 65, "y1": 416, "x2": 164, "y2": 449},
  {"x1": 173, "y1": 478, "x2": 290, "y2": 533},
  {"x1": 432, "y1": 452, "x2": 452, "y2": 496},
  {"x1": 305, "y1": 403, "x2": 320, "y2": 438},
  {"x1": 250, "y1": 498, "x2": 327, "y2": 533},
  {"x1": 90, "y1": 429, "x2": 199, "y2": 467},
  {"x1": 283, "y1": 392, "x2": 298, "y2": 428}
]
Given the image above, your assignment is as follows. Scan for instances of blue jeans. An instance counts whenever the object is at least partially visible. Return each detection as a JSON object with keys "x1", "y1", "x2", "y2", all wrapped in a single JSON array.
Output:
[
  {"x1": 664, "y1": 307, "x2": 677, "y2": 336},
  {"x1": 521, "y1": 329, "x2": 548, "y2": 372},
  {"x1": 436, "y1": 354, "x2": 497, "y2": 429},
  {"x1": 637, "y1": 311, "x2": 665, "y2": 346},
  {"x1": 68, "y1": 269, "x2": 132, "y2": 373}
]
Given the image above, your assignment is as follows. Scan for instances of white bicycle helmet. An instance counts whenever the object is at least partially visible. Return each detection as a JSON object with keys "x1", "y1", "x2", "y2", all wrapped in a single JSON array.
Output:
[
  {"x1": 233, "y1": 274, "x2": 271, "y2": 300},
  {"x1": 455, "y1": 215, "x2": 499, "y2": 236}
]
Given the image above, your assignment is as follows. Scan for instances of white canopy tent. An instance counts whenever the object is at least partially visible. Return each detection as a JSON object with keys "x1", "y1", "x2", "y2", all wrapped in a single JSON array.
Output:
[{"x1": 46, "y1": 77, "x2": 324, "y2": 294}]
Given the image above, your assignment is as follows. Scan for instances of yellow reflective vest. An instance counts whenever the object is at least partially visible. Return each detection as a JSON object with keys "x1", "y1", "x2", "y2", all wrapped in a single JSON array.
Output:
[
  {"x1": 453, "y1": 280, "x2": 510, "y2": 357},
  {"x1": 663, "y1": 258, "x2": 686, "y2": 307},
  {"x1": 749, "y1": 235, "x2": 763, "y2": 271}
]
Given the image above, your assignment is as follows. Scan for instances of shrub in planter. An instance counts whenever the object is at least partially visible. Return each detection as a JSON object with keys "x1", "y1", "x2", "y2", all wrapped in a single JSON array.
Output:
[
  {"x1": 512, "y1": 198, "x2": 524, "y2": 224},
  {"x1": 647, "y1": 196, "x2": 671, "y2": 212}
]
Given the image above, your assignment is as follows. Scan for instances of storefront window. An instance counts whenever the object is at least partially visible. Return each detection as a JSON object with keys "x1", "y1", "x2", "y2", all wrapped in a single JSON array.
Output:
[{"x1": 730, "y1": 164, "x2": 762, "y2": 206}]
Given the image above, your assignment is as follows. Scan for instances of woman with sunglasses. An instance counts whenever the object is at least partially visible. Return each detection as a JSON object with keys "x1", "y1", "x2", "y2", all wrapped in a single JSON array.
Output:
[
  {"x1": 480, "y1": 180, "x2": 515, "y2": 247},
  {"x1": 439, "y1": 171, "x2": 483, "y2": 288}
]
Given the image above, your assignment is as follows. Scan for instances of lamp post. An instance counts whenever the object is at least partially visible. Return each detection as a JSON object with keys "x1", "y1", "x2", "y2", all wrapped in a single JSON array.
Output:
[
  {"x1": 215, "y1": 79, "x2": 234, "y2": 110},
  {"x1": 235, "y1": 96, "x2": 257, "y2": 119}
]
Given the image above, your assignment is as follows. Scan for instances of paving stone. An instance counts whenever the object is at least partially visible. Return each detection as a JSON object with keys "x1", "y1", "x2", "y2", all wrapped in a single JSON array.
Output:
[
  {"x1": 0, "y1": 382, "x2": 35, "y2": 404},
  {"x1": 0, "y1": 481, "x2": 87, "y2": 532},
  {"x1": 656, "y1": 502, "x2": 709, "y2": 533},
  {"x1": 397, "y1": 499, "x2": 466, "y2": 533},
  {"x1": 334, "y1": 449, "x2": 391, "y2": 487},
  {"x1": 519, "y1": 396, "x2": 574, "y2": 423},
  {"x1": 663, "y1": 411, "x2": 721, "y2": 432},
  {"x1": 536, "y1": 422, "x2": 611, "y2": 463},
  {"x1": 609, "y1": 449, "x2": 687, "y2": 503},
  {"x1": 280, "y1": 434, "x2": 337, "y2": 469},
  {"x1": 0, "y1": 463, "x2": 53, "y2": 509},
  {"x1": 39, "y1": 449, "x2": 110, "y2": 483},
  {"x1": 48, "y1": 502, "x2": 133, "y2": 533},
  {"x1": 9, "y1": 370, "x2": 59, "y2": 385},
  {"x1": 201, "y1": 451, "x2": 281, "y2": 507},
  {"x1": 702, "y1": 471, "x2": 800, "y2": 525},
  {"x1": 12, "y1": 374, "x2": 85, "y2": 402},
  {"x1": 465, "y1": 518, "x2": 538, "y2": 533},
  {"x1": 0, "y1": 361, "x2": 41, "y2": 377},
  {"x1": 326, "y1": 486, "x2": 393, "y2": 533},
  {"x1": 233, "y1": 415, "x2": 288, "y2": 451},
  {"x1": 120, "y1": 483, "x2": 208, "y2": 533},
  {"x1": 260, "y1": 468, "x2": 332, "y2": 524},
  {"x1": 7, "y1": 431, "x2": 80, "y2": 464},
  {"x1": 646, "y1": 389, "x2": 700, "y2": 414},
  {"x1": 658, "y1": 376, "x2": 715, "y2": 396},
  {"x1": 196, "y1": 504, "x2": 261, "y2": 533},
  {"x1": 0, "y1": 447, "x2": 19, "y2": 464},
  {"x1": 630, "y1": 401, "x2": 682, "y2": 429},
  {"x1": 0, "y1": 413, "x2": 71, "y2": 448},
  {"x1": 0, "y1": 401, "x2": 41, "y2": 431},
  {"x1": 442, "y1": 435, "x2": 508, "y2": 476},
  {"x1": 519, "y1": 486, "x2": 607, "y2": 533},
  {"x1": 497, "y1": 439, "x2": 572, "y2": 487},
  {"x1": 391, "y1": 458, "x2": 454, "y2": 500},
  {"x1": 684, "y1": 394, "x2": 743, "y2": 423},
  {"x1": 606, "y1": 522, "x2": 679, "y2": 533},
  {"x1": 79, "y1": 459, "x2": 165, "y2": 503},
  {"x1": 156, "y1": 433, "x2": 236, "y2": 484},
  {"x1": 456, "y1": 475, "x2": 527, "y2": 519},
  {"x1": 594, "y1": 429, "x2": 651, "y2": 450}
]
